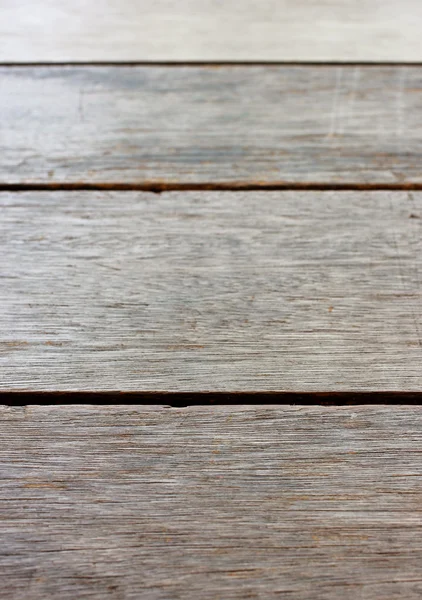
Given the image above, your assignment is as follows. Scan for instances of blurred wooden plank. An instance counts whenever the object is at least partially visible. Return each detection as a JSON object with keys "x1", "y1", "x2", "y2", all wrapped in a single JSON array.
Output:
[
  {"x1": 2, "y1": 66, "x2": 422, "y2": 186},
  {"x1": 2, "y1": 404, "x2": 422, "y2": 599},
  {"x1": 1, "y1": 0, "x2": 422, "y2": 62},
  {"x1": 1, "y1": 190, "x2": 421, "y2": 392}
]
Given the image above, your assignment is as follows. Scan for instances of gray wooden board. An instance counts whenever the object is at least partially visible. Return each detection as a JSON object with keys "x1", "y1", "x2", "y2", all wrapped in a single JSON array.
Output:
[
  {"x1": 1, "y1": 404, "x2": 422, "y2": 599},
  {"x1": 1, "y1": 0, "x2": 422, "y2": 62},
  {"x1": 2, "y1": 66, "x2": 422, "y2": 185},
  {"x1": 1, "y1": 190, "x2": 422, "y2": 392}
]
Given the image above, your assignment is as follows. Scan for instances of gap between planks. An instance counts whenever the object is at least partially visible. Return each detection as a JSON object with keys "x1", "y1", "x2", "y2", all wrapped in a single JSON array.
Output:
[
  {"x1": 1, "y1": 392, "x2": 422, "y2": 408},
  {"x1": 3, "y1": 61, "x2": 422, "y2": 67},
  {"x1": 4, "y1": 183, "x2": 422, "y2": 192}
]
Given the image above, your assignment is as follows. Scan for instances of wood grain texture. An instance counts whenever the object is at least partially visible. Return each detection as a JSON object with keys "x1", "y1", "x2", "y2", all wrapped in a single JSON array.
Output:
[
  {"x1": 2, "y1": 404, "x2": 422, "y2": 599},
  {"x1": 1, "y1": 0, "x2": 422, "y2": 62},
  {"x1": 2, "y1": 66, "x2": 422, "y2": 186},
  {"x1": 1, "y1": 190, "x2": 422, "y2": 392}
]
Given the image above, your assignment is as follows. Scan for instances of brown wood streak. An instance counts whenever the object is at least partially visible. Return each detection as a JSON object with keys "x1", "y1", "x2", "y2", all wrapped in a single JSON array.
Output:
[
  {"x1": 1, "y1": 404, "x2": 422, "y2": 599},
  {"x1": 1, "y1": 190, "x2": 421, "y2": 392},
  {"x1": 1, "y1": 65, "x2": 422, "y2": 186}
]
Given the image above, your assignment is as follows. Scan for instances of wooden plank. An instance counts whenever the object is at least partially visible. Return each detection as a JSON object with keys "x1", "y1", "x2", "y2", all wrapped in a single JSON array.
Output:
[
  {"x1": 2, "y1": 66, "x2": 422, "y2": 186},
  {"x1": 1, "y1": 190, "x2": 421, "y2": 392},
  {"x1": 2, "y1": 404, "x2": 422, "y2": 598},
  {"x1": 1, "y1": 0, "x2": 422, "y2": 62}
]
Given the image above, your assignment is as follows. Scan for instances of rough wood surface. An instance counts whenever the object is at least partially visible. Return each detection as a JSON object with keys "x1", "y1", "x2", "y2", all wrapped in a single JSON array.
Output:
[
  {"x1": 2, "y1": 66, "x2": 422, "y2": 185},
  {"x1": 1, "y1": 0, "x2": 422, "y2": 62},
  {"x1": 1, "y1": 190, "x2": 421, "y2": 392},
  {"x1": 2, "y1": 404, "x2": 422, "y2": 599}
]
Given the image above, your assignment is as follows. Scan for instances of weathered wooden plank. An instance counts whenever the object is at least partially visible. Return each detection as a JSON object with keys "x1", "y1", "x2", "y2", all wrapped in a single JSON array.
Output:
[
  {"x1": 1, "y1": 0, "x2": 422, "y2": 62},
  {"x1": 1, "y1": 190, "x2": 421, "y2": 392},
  {"x1": 1, "y1": 66, "x2": 422, "y2": 185},
  {"x1": 1, "y1": 404, "x2": 422, "y2": 599}
]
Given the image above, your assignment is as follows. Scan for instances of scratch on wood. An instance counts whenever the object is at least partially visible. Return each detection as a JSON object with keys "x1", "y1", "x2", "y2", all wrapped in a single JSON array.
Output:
[
  {"x1": 326, "y1": 67, "x2": 343, "y2": 141},
  {"x1": 346, "y1": 66, "x2": 360, "y2": 130},
  {"x1": 396, "y1": 68, "x2": 407, "y2": 151},
  {"x1": 406, "y1": 191, "x2": 422, "y2": 348},
  {"x1": 78, "y1": 89, "x2": 85, "y2": 123}
]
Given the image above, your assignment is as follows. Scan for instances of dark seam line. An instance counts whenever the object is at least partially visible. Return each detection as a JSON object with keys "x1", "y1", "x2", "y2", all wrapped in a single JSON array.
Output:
[
  {"x1": 1, "y1": 391, "x2": 422, "y2": 407},
  {"x1": 2, "y1": 183, "x2": 422, "y2": 193},
  {"x1": 1, "y1": 61, "x2": 422, "y2": 67}
]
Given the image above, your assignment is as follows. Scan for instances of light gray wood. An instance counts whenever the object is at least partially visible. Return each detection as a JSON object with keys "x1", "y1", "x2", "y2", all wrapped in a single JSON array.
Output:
[
  {"x1": 2, "y1": 66, "x2": 422, "y2": 185},
  {"x1": 2, "y1": 404, "x2": 422, "y2": 599},
  {"x1": 1, "y1": 0, "x2": 422, "y2": 62},
  {"x1": 1, "y1": 190, "x2": 421, "y2": 392}
]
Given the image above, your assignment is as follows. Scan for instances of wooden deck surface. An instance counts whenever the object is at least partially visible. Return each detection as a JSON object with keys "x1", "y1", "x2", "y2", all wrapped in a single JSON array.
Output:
[
  {"x1": 2, "y1": 66, "x2": 422, "y2": 186},
  {"x1": 1, "y1": 0, "x2": 422, "y2": 62},
  {"x1": 2, "y1": 405, "x2": 422, "y2": 599},
  {"x1": 1, "y1": 190, "x2": 421, "y2": 392},
  {"x1": 1, "y1": 1, "x2": 422, "y2": 598}
]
